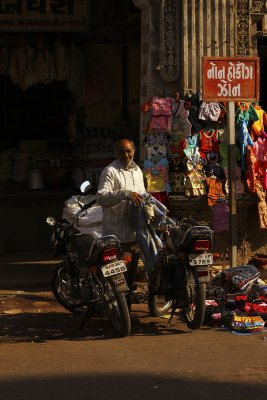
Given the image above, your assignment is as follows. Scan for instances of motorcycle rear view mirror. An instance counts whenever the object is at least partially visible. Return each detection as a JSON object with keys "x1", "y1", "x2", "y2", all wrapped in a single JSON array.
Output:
[
  {"x1": 80, "y1": 180, "x2": 91, "y2": 194},
  {"x1": 46, "y1": 216, "x2": 56, "y2": 226}
]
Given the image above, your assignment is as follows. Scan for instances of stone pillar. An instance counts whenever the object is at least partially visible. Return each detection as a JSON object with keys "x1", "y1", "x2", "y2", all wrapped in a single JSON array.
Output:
[{"x1": 133, "y1": 0, "x2": 160, "y2": 159}]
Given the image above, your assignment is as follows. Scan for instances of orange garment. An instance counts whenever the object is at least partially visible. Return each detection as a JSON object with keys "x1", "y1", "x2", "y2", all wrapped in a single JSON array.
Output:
[
  {"x1": 206, "y1": 177, "x2": 225, "y2": 206},
  {"x1": 246, "y1": 145, "x2": 258, "y2": 193},
  {"x1": 245, "y1": 146, "x2": 267, "y2": 229},
  {"x1": 255, "y1": 181, "x2": 267, "y2": 229},
  {"x1": 250, "y1": 105, "x2": 267, "y2": 141}
]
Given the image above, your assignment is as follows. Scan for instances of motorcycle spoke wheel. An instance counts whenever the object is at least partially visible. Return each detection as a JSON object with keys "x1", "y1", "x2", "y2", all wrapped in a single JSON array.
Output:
[
  {"x1": 52, "y1": 264, "x2": 88, "y2": 315},
  {"x1": 103, "y1": 283, "x2": 131, "y2": 337},
  {"x1": 183, "y1": 267, "x2": 206, "y2": 330}
]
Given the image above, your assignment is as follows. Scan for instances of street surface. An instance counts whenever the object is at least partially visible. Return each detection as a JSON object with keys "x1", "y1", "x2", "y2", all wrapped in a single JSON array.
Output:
[{"x1": 0, "y1": 289, "x2": 267, "y2": 400}]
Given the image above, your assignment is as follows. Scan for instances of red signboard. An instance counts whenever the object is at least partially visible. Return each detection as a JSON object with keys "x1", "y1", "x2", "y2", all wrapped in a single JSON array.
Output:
[{"x1": 202, "y1": 57, "x2": 260, "y2": 102}]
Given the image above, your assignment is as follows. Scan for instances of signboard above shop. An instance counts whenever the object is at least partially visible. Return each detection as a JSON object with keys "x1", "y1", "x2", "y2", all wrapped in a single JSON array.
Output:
[
  {"x1": 202, "y1": 57, "x2": 260, "y2": 102},
  {"x1": 0, "y1": 0, "x2": 89, "y2": 32}
]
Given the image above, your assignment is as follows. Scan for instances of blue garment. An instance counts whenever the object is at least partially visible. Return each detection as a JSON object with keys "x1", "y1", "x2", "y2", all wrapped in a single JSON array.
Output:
[
  {"x1": 129, "y1": 194, "x2": 167, "y2": 273},
  {"x1": 238, "y1": 121, "x2": 254, "y2": 170}
]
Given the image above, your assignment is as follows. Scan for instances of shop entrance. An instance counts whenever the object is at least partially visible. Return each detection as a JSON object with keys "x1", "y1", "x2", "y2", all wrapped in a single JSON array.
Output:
[
  {"x1": 0, "y1": 1, "x2": 141, "y2": 254},
  {"x1": 0, "y1": 1, "x2": 141, "y2": 192}
]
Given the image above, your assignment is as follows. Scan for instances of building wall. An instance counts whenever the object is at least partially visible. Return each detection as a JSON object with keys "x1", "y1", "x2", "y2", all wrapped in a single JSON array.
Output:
[{"x1": 182, "y1": 0, "x2": 235, "y2": 93}]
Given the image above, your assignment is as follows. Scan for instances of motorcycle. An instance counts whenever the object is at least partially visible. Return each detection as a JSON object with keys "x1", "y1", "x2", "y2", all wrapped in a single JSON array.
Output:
[
  {"x1": 148, "y1": 216, "x2": 214, "y2": 330},
  {"x1": 46, "y1": 181, "x2": 131, "y2": 337}
]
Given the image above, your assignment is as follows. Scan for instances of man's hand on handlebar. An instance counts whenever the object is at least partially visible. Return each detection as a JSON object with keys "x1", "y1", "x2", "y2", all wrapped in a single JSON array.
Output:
[{"x1": 130, "y1": 192, "x2": 144, "y2": 207}]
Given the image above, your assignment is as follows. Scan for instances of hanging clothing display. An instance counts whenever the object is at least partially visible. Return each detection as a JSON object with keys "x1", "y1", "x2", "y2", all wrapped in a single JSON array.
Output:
[
  {"x1": 168, "y1": 157, "x2": 185, "y2": 194},
  {"x1": 9, "y1": 41, "x2": 36, "y2": 90},
  {"x1": 184, "y1": 160, "x2": 206, "y2": 197},
  {"x1": 206, "y1": 176, "x2": 225, "y2": 206},
  {"x1": 199, "y1": 129, "x2": 221, "y2": 159},
  {"x1": 253, "y1": 136, "x2": 267, "y2": 163},
  {"x1": 237, "y1": 121, "x2": 254, "y2": 171},
  {"x1": 198, "y1": 101, "x2": 221, "y2": 122},
  {"x1": 255, "y1": 181, "x2": 267, "y2": 229},
  {"x1": 139, "y1": 93, "x2": 267, "y2": 265},
  {"x1": 171, "y1": 99, "x2": 192, "y2": 137},
  {"x1": 143, "y1": 158, "x2": 170, "y2": 193},
  {"x1": 246, "y1": 145, "x2": 267, "y2": 229},
  {"x1": 250, "y1": 105, "x2": 267, "y2": 141},
  {"x1": 146, "y1": 145, "x2": 167, "y2": 163},
  {"x1": 150, "y1": 96, "x2": 172, "y2": 133}
]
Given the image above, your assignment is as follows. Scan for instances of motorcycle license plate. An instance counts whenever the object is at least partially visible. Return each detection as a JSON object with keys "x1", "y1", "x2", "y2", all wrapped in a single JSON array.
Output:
[
  {"x1": 189, "y1": 253, "x2": 213, "y2": 266},
  {"x1": 101, "y1": 260, "x2": 127, "y2": 277}
]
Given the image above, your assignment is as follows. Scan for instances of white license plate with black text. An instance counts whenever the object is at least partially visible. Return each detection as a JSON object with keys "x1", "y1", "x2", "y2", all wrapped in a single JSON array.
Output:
[
  {"x1": 101, "y1": 260, "x2": 127, "y2": 277},
  {"x1": 189, "y1": 253, "x2": 213, "y2": 266}
]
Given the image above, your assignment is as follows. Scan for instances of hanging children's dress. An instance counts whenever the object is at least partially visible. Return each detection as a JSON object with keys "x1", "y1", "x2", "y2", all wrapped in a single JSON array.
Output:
[
  {"x1": 150, "y1": 97, "x2": 172, "y2": 133},
  {"x1": 198, "y1": 102, "x2": 221, "y2": 121},
  {"x1": 146, "y1": 144, "x2": 167, "y2": 162},
  {"x1": 184, "y1": 160, "x2": 206, "y2": 197},
  {"x1": 206, "y1": 176, "x2": 225, "y2": 206},
  {"x1": 143, "y1": 158, "x2": 170, "y2": 193},
  {"x1": 171, "y1": 99, "x2": 192, "y2": 137},
  {"x1": 143, "y1": 158, "x2": 170, "y2": 207},
  {"x1": 199, "y1": 129, "x2": 221, "y2": 159},
  {"x1": 168, "y1": 157, "x2": 185, "y2": 194}
]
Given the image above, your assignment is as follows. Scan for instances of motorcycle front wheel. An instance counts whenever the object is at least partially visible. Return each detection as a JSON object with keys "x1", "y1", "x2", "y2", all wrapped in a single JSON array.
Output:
[
  {"x1": 51, "y1": 263, "x2": 88, "y2": 314},
  {"x1": 103, "y1": 280, "x2": 131, "y2": 337},
  {"x1": 182, "y1": 267, "x2": 206, "y2": 330}
]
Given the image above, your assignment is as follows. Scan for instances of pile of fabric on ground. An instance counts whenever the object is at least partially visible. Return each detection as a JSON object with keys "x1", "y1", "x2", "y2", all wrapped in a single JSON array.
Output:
[{"x1": 206, "y1": 263, "x2": 267, "y2": 334}]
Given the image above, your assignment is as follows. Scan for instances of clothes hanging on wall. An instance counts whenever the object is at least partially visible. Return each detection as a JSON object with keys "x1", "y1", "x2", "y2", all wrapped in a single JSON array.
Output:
[
  {"x1": 198, "y1": 101, "x2": 221, "y2": 122},
  {"x1": 171, "y1": 99, "x2": 192, "y2": 137},
  {"x1": 199, "y1": 129, "x2": 221, "y2": 159},
  {"x1": 143, "y1": 158, "x2": 170, "y2": 193},
  {"x1": 150, "y1": 96, "x2": 172, "y2": 133},
  {"x1": 184, "y1": 160, "x2": 206, "y2": 197},
  {"x1": 206, "y1": 176, "x2": 225, "y2": 206},
  {"x1": 250, "y1": 105, "x2": 267, "y2": 141},
  {"x1": 245, "y1": 145, "x2": 267, "y2": 229}
]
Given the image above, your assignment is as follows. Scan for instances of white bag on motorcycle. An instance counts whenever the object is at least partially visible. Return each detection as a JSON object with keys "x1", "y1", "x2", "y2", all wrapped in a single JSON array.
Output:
[{"x1": 62, "y1": 195, "x2": 103, "y2": 237}]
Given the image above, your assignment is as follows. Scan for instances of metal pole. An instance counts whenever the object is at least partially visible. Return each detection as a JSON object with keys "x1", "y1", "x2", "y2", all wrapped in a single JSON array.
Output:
[{"x1": 228, "y1": 101, "x2": 237, "y2": 267}]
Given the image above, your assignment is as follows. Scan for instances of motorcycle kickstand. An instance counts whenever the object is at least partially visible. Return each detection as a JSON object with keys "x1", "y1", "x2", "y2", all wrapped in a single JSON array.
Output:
[
  {"x1": 167, "y1": 301, "x2": 178, "y2": 326},
  {"x1": 79, "y1": 307, "x2": 91, "y2": 331}
]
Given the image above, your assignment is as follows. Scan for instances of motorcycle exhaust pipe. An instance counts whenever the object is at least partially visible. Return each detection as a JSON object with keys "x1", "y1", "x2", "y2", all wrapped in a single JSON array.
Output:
[{"x1": 128, "y1": 292, "x2": 146, "y2": 304}]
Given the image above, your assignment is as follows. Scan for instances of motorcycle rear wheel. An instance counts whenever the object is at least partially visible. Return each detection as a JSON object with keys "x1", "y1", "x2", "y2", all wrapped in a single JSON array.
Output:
[
  {"x1": 103, "y1": 281, "x2": 131, "y2": 337},
  {"x1": 51, "y1": 263, "x2": 88, "y2": 315},
  {"x1": 182, "y1": 267, "x2": 206, "y2": 330}
]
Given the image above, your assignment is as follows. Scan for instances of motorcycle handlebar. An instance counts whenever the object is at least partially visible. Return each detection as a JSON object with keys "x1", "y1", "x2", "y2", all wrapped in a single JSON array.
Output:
[{"x1": 81, "y1": 199, "x2": 96, "y2": 211}]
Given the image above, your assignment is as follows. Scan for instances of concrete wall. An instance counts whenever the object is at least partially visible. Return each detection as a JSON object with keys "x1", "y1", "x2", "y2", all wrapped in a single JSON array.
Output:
[{"x1": 0, "y1": 191, "x2": 69, "y2": 255}]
